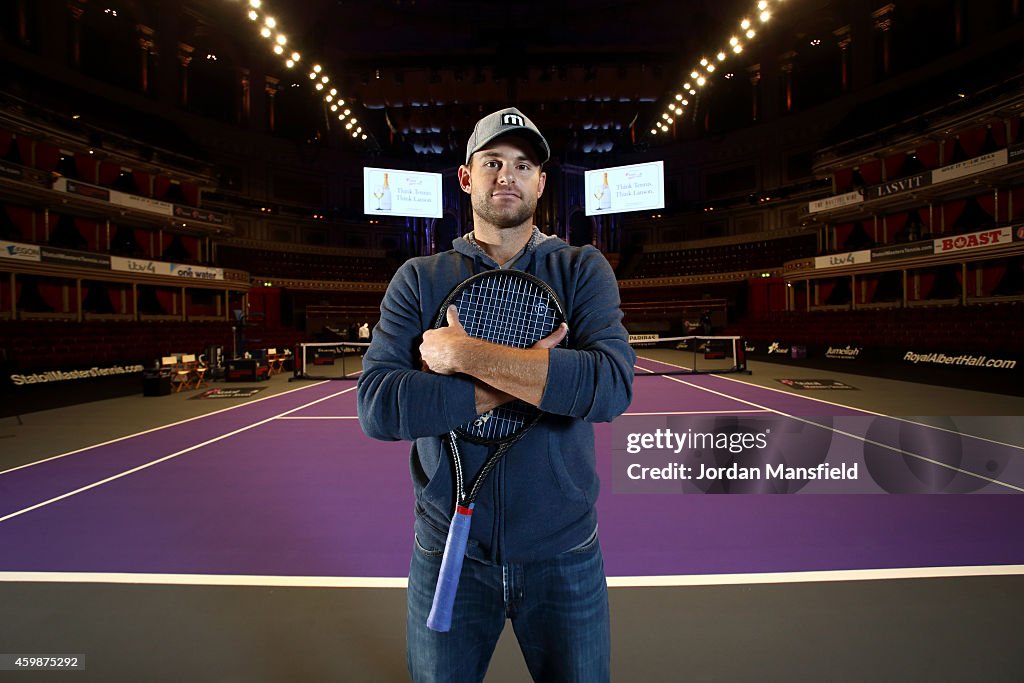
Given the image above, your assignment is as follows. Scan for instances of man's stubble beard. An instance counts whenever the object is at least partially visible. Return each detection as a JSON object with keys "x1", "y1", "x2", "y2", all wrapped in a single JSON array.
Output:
[{"x1": 471, "y1": 191, "x2": 538, "y2": 230}]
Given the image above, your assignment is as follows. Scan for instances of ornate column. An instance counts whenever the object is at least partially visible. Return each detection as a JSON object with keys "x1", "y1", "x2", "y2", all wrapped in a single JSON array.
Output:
[
  {"x1": 265, "y1": 76, "x2": 280, "y2": 133},
  {"x1": 872, "y1": 4, "x2": 895, "y2": 77},
  {"x1": 747, "y1": 65, "x2": 761, "y2": 123},
  {"x1": 14, "y1": 0, "x2": 29, "y2": 45},
  {"x1": 67, "y1": 0, "x2": 87, "y2": 69},
  {"x1": 240, "y1": 68, "x2": 251, "y2": 124},
  {"x1": 779, "y1": 51, "x2": 797, "y2": 113},
  {"x1": 834, "y1": 25, "x2": 852, "y2": 92},
  {"x1": 137, "y1": 25, "x2": 155, "y2": 94},
  {"x1": 177, "y1": 43, "x2": 194, "y2": 106}
]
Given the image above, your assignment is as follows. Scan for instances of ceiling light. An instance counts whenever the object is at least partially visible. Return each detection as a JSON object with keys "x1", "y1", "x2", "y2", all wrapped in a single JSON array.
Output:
[
  {"x1": 741, "y1": 18, "x2": 751, "y2": 30},
  {"x1": 285, "y1": 59, "x2": 294, "y2": 68},
  {"x1": 759, "y1": 10, "x2": 771, "y2": 22},
  {"x1": 313, "y1": 64, "x2": 322, "y2": 73},
  {"x1": 260, "y1": 27, "x2": 271, "y2": 38},
  {"x1": 733, "y1": 44, "x2": 743, "y2": 53},
  {"x1": 248, "y1": 10, "x2": 258, "y2": 21},
  {"x1": 746, "y1": 29, "x2": 756, "y2": 39},
  {"x1": 291, "y1": 52, "x2": 301, "y2": 61},
  {"x1": 273, "y1": 45, "x2": 283, "y2": 54},
  {"x1": 264, "y1": 17, "x2": 276, "y2": 29},
  {"x1": 276, "y1": 34, "x2": 287, "y2": 45},
  {"x1": 249, "y1": 0, "x2": 262, "y2": 8}
]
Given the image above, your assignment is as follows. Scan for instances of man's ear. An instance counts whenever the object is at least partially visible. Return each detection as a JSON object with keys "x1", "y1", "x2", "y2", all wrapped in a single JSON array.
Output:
[
  {"x1": 536, "y1": 170, "x2": 547, "y2": 198},
  {"x1": 458, "y1": 164, "x2": 472, "y2": 194}
]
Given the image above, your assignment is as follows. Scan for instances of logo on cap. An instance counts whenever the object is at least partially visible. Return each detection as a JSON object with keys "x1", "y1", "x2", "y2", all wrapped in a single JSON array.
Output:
[{"x1": 502, "y1": 113, "x2": 525, "y2": 127}]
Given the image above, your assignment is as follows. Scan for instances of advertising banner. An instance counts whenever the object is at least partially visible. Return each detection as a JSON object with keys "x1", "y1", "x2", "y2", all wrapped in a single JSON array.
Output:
[
  {"x1": 813, "y1": 249, "x2": 872, "y2": 269},
  {"x1": 584, "y1": 161, "x2": 665, "y2": 216},
  {"x1": 0, "y1": 240, "x2": 41, "y2": 262},
  {"x1": 363, "y1": 167, "x2": 442, "y2": 218}
]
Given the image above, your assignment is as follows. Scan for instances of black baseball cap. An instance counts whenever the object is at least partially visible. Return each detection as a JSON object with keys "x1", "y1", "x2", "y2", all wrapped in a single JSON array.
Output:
[{"x1": 465, "y1": 107, "x2": 551, "y2": 165}]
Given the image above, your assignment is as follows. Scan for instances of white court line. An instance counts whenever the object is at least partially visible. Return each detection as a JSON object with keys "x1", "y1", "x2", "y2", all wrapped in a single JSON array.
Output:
[
  {"x1": 632, "y1": 361, "x2": 1024, "y2": 493},
  {"x1": 624, "y1": 409, "x2": 770, "y2": 416},
  {"x1": 607, "y1": 564, "x2": 1024, "y2": 587},
  {"x1": 276, "y1": 416, "x2": 359, "y2": 420},
  {"x1": 0, "y1": 380, "x2": 332, "y2": 477},
  {"x1": 1, "y1": 564, "x2": 1021, "y2": 588},
  {"x1": 634, "y1": 359, "x2": 1024, "y2": 453},
  {"x1": 0, "y1": 386, "x2": 358, "y2": 525}
]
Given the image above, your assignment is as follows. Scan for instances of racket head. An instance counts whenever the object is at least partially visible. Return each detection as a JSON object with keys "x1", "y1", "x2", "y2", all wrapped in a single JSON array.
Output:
[{"x1": 434, "y1": 269, "x2": 566, "y2": 444}]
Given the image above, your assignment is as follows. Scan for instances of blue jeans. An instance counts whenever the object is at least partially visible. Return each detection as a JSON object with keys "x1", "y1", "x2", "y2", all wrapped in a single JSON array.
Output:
[{"x1": 407, "y1": 529, "x2": 610, "y2": 683}]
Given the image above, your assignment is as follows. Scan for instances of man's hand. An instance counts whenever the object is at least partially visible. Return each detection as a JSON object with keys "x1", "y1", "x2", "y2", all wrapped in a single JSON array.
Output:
[{"x1": 419, "y1": 305, "x2": 475, "y2": 375}]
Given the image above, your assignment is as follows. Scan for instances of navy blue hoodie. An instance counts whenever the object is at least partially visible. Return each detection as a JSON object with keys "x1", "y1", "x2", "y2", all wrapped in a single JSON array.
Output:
[{"x1": 357, "y1": 233, "x2": 634, "y2": 563}]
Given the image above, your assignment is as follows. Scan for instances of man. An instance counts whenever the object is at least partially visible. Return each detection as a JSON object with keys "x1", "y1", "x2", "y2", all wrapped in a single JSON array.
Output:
[{"x1": 357, "y1": 107, "x2": 634, "y2": 683}]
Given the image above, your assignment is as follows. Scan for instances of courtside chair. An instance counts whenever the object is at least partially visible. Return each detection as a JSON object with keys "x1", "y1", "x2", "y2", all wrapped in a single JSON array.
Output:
[
  {"x1": 174, "y1": 353, "x2": 197, "y2": 392},
  {"x1": 192, "y1": 354, "x2": 209, "y2": 390}
]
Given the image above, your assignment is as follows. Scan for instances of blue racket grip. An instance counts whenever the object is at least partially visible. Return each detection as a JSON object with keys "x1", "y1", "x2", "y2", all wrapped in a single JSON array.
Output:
[{"x1": 426, "y1": 504, "x2": 474, "y2": 632}]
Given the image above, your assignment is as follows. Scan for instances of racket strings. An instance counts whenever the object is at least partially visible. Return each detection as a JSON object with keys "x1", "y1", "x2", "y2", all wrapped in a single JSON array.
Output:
[{"x1": 458, "y1": 274, "x2": 558, "y2": 350}]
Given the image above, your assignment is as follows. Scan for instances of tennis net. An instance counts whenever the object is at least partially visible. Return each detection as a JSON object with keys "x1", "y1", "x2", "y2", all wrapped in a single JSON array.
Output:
[
  {"x1": 630, "y1": 335, "x2": 749, "y2": 376},
  {"x1": 293, "y1": 335, "x2": 749, "y2": 380},
  {"x1": 292, "y1": 341, "x2": 370, "y2": 380}
]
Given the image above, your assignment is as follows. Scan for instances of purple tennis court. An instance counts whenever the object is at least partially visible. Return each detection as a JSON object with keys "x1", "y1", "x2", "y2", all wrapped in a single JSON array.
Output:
[{"x1": 3, "y1": 366, "x2": 1022, "y2": 584}]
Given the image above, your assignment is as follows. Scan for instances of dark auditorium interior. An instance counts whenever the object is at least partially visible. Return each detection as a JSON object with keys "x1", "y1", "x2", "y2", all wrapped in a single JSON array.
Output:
[
  {"x1": 2, "y1": 2, "x2": 1024, "y2": 681},
  {"x1": 1, "y1": 0, "x2": 1023, "y2": 406}
]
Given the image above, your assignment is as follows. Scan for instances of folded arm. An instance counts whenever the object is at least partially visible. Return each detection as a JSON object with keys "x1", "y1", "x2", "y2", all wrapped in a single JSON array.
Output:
[{"x1": 419, "y1": 305, "x2": 569, "y2": 410}]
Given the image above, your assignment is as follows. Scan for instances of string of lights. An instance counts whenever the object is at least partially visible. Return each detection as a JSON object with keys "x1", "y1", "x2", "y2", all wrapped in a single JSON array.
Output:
[
  {"x1": 239, "y1": 0, "x2": 370, "y2": 145},
  {"x1": 650, "y1": 0, "x2": 788, "y2": 138}
]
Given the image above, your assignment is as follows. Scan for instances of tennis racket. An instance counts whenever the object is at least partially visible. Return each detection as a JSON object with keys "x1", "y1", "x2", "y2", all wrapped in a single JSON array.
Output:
[{"x1": 425, "y1": 269, "x2": 567, "y2": 632}]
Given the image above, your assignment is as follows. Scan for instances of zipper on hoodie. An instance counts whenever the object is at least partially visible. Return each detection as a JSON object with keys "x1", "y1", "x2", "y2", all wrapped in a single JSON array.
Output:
[{"x1": 492, "y1": 458, "x2": 506, "y2": 565}]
